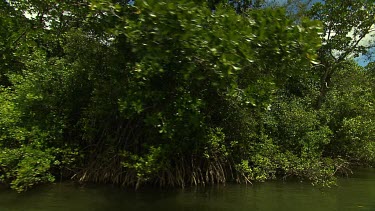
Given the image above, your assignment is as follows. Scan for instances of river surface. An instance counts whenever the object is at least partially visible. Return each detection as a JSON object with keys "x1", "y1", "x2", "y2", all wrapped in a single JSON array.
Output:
[{"x1": 0, "y1": 168, "x2": 374, "y2": 211}]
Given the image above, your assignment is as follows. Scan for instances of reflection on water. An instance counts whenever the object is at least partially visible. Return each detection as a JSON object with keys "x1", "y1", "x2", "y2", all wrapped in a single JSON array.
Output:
[{"x1": 0, "y1": 168, "x2": 374, "y2": 211}]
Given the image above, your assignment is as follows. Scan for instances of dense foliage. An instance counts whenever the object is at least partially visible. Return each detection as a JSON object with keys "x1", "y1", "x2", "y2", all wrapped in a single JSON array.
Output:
[{"x1": 0, "y1": 0, "x2": 374, "y2": 192}]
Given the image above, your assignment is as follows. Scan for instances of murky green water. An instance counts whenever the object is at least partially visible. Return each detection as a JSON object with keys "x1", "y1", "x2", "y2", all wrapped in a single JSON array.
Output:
[{"x1": 1, "y1": 168, "x2": 374, "y2": 211}]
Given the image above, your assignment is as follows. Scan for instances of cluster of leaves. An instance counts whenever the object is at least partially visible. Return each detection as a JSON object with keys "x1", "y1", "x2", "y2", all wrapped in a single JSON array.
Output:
[{"x1": 322, "y1": 61, "x2": 375, "y2": 164}]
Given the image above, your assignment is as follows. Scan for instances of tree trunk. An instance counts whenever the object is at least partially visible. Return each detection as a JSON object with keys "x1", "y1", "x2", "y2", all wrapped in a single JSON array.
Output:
[{"x1": 315, "y1": 65, "x2": 333, "y2": 109}]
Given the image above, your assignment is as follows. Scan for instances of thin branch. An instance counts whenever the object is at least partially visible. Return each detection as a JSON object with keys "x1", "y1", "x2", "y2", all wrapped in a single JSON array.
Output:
[
  {"x1": 338, "y1": 25, "x2": 372, "y2": 61},
  {"x1": 11, "y1": 29, "x2": 28, "y2": 47}
]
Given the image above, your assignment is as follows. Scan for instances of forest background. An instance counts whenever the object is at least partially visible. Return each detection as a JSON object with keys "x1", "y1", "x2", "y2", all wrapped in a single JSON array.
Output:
[{"x1": 0, "y1": 0, "x2": 374, "y2": 192}]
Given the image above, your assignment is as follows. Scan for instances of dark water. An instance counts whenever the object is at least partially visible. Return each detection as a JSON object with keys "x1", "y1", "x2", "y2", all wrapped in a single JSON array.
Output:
[{"x1": 1, "y1": 168, "x2": 374, "y2": 211}]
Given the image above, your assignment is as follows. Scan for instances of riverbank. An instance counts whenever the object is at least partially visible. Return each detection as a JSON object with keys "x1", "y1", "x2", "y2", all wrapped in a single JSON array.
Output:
[{"x1": 1, "y1": 168, "x2": 374, "y2": 211}]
